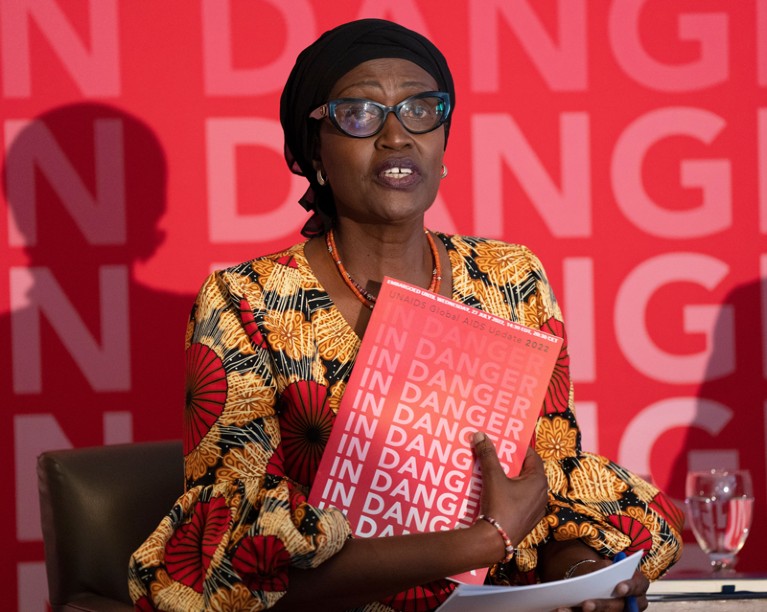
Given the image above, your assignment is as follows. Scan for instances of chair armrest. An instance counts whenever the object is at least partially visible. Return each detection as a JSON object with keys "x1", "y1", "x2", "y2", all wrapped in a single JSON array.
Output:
[{"x1": 58, "y1": 594, "x2": 134, "y2": 612}]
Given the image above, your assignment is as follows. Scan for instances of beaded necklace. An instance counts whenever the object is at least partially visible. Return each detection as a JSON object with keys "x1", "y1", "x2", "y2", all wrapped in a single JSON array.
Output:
[{"x1": 325, "y1": 228, "x2": 442, "y2": 310}]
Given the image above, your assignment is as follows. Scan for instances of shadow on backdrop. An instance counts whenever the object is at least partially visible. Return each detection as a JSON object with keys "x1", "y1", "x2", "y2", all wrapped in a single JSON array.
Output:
[
  {"x1": 1, "y1": 104, "x2": 194, "y2": 601},
  {"x1": 666, "y1": 279, "x2": 766, "y2": 573}
]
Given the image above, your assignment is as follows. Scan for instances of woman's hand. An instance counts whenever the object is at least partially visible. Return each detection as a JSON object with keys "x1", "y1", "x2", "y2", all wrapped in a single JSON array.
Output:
[
  {"x1": 471, "y1": 431, "x2": 549, "y2": 548},
  {"x1": 554, "y1": 567, "x2": 650, "y2": 612}
]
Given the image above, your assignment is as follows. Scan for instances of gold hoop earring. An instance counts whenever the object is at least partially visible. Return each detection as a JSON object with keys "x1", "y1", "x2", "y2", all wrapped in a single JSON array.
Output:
[
  {"x1": 440, "y1": 164, "x2": 448, "y2": 179},
  {"x1": 317, "y1": 169, "x2": 328, "y2": 186}
]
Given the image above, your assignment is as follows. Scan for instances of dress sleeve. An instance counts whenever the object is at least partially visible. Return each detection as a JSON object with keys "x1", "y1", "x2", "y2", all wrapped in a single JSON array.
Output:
[
  {"x1": 128, "y1": 271, "x2": 351, "y2": 611},
  {"x1": 496, "y1": 247, "x2": 685, "y2": 583}
]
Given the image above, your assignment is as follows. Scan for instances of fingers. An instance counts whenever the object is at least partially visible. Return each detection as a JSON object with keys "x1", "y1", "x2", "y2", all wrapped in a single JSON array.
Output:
[
  {"x1": 472, "y1": 431, "x2": 549, "y2": 543},
  {"x1": 518, "y1": 444, "x2": 545, "y2": 476},
  {"x1": 471, "y1": 431, "x2": 508, "y2": 488},
  {"x1": 471, "y1": 432, "x2": 543, "y2": 479},
  {"x1": 613, "y1": 571, "x2": 650, "y2": 598},
  {"x1": 471, "y1": 431, "x2": 499, "y2": 462},
  {"x1": 579, "y1": 596, "x2": 648, "y2": 612},
  {"x1": 579, "y1": 571, "x2": 650, "y2": 611}
]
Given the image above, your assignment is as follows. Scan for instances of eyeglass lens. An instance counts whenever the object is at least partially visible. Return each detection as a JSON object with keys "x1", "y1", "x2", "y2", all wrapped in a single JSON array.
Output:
[{"x1": 332, "y1": 94, "x2": 448, "y2": 137}]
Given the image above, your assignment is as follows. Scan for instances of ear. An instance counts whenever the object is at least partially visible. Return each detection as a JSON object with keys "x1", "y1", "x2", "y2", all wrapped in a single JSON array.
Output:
[{"x1": 311, "y1": 155, "x2": 324, "y2": 175}]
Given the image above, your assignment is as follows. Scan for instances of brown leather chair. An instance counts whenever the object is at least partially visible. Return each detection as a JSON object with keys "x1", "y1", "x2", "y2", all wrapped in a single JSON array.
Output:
[{"x1": 37, "y1": 440, "x2": 183, "y2": 612}]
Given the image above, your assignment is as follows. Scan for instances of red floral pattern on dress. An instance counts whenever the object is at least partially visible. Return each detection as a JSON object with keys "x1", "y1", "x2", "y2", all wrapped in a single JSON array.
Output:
[
  {"x1": 381, "y1": 580, "x2": 455, "y2": 612},
  {"x1": 130, "y1": 238, "x2": 683, "y2": 611},
  {"x1": 231, "y1": 535, "x2": 290, "y2": 593},
  {"x1": 541, "y1": 317, "x2": 570, "y2": 415},
  {"x1": 278, "y1": 380, "x2": 335, "y2": 486},
  {"x1": 134, "y1": 596, "x2": 156, "y2": 611},
  {"x1": 239, "y1": 298, "x2": 268, "y2": 348},
  {"x1": 184, "y1": 343, "x2": 227, "y2": 453},
  {"x1": 165, "y1": 495, "x2": 231, "y2": 591},
  {"x1": 276, "y1": 254, "x2": 298, "y2": 268},
  {"x1": 607, "y1": 514, "x2": 653, "y2": 551},
  {"x1": 288, "y1": 482, "x2": 308, "y2": 512},
  {"x1": 648, "y1": 491, "x2": 686, "y2": 534}
]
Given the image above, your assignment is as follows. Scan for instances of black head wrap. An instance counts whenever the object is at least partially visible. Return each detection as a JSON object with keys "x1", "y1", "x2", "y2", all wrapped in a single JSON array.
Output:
[{"x1": 280, "y1": 18, "x2": 455, "y2": 236}]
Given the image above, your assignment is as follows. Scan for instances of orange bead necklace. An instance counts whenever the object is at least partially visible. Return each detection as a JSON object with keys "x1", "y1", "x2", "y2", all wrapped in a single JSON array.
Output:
[{"x1": 325, "y1": 228, "x2": 442, "y2": 310}]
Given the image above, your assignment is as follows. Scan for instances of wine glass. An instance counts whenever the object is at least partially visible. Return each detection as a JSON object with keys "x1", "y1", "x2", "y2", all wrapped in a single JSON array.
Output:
[{"x1": 685, "y1": 469, "x2": 754, "y2": 573}]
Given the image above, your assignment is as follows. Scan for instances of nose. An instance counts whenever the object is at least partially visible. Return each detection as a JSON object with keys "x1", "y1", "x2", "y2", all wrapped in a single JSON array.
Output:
[{"x1": 375, "y1": 111, "x2": 412, "y2": 148}]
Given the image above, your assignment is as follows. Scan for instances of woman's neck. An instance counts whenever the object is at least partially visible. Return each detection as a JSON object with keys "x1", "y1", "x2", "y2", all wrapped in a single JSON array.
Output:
[
  {"x1": 302, "y1": 221, "x2": 452, "y2": 338},
  {"x1": 330, "y1": 220, "x2": 434, "y2": 291}
]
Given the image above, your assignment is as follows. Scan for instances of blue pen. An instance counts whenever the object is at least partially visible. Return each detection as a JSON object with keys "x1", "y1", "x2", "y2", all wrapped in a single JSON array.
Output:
[{"x1": 613, "y1": 551, "x2": 639, "y2": 612}]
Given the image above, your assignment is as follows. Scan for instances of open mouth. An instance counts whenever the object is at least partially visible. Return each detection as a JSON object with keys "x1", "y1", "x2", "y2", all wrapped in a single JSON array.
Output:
[{"x1": 381, "y1": 167, "x2": 414, "y2": 179}]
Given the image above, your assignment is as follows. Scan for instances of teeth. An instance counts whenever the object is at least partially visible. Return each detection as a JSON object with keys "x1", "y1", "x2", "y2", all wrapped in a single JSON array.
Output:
[{"x1": 383, "y1": 167, "x2": 413, "y2": 177}]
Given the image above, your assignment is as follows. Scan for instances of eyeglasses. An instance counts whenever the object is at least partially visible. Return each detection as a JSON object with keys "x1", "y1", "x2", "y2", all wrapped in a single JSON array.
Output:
[{"x1": 309, "y1": 91, "x2": 451, "y2": 138}]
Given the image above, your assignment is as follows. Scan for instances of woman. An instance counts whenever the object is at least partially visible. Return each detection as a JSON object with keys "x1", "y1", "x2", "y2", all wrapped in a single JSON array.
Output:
[{"x1": 129, "y1": 19, "x2": 683, "y2": 612}]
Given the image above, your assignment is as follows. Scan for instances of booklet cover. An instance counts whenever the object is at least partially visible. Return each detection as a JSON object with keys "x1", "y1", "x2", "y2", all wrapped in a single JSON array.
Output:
[{"x1": 308, "y1": 277, "x2": 562, "y2": 583}]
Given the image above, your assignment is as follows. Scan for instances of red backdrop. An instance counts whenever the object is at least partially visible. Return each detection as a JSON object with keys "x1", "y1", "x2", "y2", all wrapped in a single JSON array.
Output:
[{"x1": 1, "y1": 1, "x2": 765, "y2": 609}]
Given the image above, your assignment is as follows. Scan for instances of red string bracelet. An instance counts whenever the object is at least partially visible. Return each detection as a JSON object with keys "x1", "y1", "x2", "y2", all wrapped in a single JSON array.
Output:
[{"x1": 477, "y1": 514, "x2": 515, "y2": 564}]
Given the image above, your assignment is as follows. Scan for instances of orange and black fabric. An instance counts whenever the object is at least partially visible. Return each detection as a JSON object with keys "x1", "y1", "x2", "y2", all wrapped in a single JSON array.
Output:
[{"x1": 128, "y1": 234, "x2": 683, "y2": 611}]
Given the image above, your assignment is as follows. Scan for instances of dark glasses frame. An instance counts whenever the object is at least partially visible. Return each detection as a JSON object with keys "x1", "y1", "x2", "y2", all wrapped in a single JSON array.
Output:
[{"x1": 309, "y1": 91, "x2": 451, "y2": 138}]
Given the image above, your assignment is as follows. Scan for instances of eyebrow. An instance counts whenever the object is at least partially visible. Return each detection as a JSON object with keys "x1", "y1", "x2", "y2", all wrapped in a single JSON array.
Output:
[{"x1": 335, "y1": 79, "x2": 436, "y2": 98}]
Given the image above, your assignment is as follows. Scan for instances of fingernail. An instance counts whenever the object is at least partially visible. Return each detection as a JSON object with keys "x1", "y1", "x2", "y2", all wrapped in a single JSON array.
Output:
[
  {"x1": 582, "y1": 603, "x2": 595, "y2": 612},
  {"x1": 616, "y1": 583, "x2": 629, "y2": 596},
  {"x1": 472, "y1": 431, "x2": 486, "y2": 445}
]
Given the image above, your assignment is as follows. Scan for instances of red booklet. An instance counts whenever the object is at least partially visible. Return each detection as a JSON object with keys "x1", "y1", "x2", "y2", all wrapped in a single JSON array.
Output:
[{"x1": 309, "y1": 277, "x2": 562, "y2": 583}]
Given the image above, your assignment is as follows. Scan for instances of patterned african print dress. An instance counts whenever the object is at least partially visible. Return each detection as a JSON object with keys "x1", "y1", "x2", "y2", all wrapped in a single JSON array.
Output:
[{"x1": 128, "y1": 234, "x2": 684, "y2": 611}]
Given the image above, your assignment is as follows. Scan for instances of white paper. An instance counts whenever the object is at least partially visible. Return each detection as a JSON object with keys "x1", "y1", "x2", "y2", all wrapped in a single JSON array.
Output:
[{"x1": 437, "y1": 551, "x2": 643, "y2": 612}]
